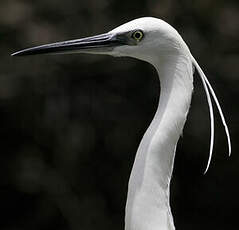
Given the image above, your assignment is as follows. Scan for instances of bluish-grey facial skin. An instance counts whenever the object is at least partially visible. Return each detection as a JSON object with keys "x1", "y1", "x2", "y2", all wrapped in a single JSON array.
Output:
[{"x1": 11, "y1": 31, "x2": 140, "y2": 57}]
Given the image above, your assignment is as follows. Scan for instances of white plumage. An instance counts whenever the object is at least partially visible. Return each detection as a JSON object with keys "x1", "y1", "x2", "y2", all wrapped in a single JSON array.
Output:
[{"x1": 12, "y1": 17, "x2": 231, "y2": 230}]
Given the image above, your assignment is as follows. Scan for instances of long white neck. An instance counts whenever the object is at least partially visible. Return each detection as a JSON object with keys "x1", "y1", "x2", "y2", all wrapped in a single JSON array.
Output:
[{"x1": 125, "y1": 54, "x2": 194, "y2": 230}]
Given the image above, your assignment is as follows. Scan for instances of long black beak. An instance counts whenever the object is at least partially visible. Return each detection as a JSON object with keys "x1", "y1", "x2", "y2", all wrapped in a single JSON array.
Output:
[{"x1": 12, "y1": 33, "x2": 126, "y2": 56}]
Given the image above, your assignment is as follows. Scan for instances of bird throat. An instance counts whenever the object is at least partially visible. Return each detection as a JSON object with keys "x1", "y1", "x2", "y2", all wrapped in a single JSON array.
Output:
[{"x1": 125, "y1": 55, "x2": 194, "y2": 230}]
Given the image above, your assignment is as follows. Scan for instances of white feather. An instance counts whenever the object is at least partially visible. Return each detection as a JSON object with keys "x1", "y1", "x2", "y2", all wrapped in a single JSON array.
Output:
[{"x1": 191, "y1": 55, "x2": 231, "y2": 173}]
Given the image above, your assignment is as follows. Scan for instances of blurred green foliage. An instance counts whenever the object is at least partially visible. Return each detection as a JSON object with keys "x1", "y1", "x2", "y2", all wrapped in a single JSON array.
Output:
[{"x1": 0, "y1": 0, "x2": 239, "y2": 229}]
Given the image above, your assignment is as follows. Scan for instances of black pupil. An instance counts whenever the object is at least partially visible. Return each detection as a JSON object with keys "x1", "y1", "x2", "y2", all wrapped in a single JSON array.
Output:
[{"x1": 134, "y1": 32, "x2": 141, "y2": 39}]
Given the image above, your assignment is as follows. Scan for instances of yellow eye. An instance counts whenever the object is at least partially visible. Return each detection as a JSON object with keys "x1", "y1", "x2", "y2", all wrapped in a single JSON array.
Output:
[{"x1": 132, "y1": 30, "x2": 144, "y2": 42}]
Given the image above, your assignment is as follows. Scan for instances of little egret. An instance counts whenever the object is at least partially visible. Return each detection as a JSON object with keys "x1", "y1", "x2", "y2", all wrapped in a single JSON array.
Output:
[{"x1": 12, "y1": 17, "x2": 231, "y2": 230}]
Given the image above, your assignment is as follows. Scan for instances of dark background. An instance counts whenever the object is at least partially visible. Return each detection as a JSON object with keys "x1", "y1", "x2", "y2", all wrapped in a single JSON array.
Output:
[{"x1": 1, "y1": 0, "x2": 239, "y2": 229}]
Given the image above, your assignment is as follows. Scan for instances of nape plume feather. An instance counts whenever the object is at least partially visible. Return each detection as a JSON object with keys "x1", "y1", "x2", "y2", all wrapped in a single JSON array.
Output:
[{"x1": 191, "y1": 55, "x2": 231, "y2": 173}]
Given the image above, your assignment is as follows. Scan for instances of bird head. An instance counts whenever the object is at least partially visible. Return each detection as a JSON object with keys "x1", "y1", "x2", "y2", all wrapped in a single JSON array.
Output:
[
  {"x1": 110, "y1": 17, "x2": 188, "y2": 62},
  {"x1": 12, "y1": 17, "x2": 189, "y2": 64}
]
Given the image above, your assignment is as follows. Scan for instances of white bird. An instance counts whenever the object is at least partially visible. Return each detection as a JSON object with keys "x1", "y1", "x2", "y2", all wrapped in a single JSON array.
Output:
[{"x1": 12, "y1": 17, "x2": 231, "y2": 230}]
